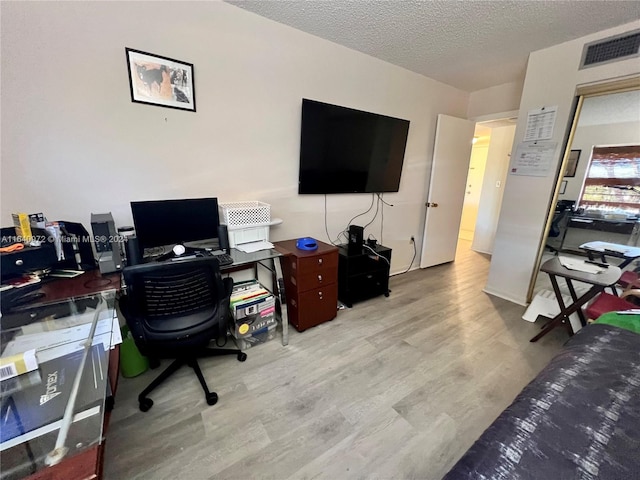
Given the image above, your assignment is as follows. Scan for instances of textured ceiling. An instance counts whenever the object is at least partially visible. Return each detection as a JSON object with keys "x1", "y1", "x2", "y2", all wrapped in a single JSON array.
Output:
[{"x1": 226, "y1": 0, "x2": 640, "y2": 92}]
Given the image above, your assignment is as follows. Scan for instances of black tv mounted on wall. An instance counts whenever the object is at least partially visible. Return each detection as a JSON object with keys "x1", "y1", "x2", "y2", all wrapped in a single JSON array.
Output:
[{"x1": 298, "y1": 99, "x2": 410, "y2": 194}]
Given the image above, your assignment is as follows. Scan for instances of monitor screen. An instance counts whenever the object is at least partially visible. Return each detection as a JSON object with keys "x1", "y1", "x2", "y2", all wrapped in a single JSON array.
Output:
[
  {"x1": 130, "y1": 197, "x2": 219, "y2": 251},
  {"x1": 299, "y1": 99, "x2": 410, "y2": 194}
]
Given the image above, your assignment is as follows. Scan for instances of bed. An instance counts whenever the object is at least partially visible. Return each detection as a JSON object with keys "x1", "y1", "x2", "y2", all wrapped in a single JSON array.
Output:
[{"x1": 444, "y1": 314, "x2": 640, "y2": 480}]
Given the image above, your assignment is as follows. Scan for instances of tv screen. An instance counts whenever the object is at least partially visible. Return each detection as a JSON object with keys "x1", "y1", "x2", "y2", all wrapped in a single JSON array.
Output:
[
  {"x1": 298, "y1": 99, "x2": 410, "y2": 194},
  {"x1": 130, "y1": 197, "x2": 219, "y2": 251}
]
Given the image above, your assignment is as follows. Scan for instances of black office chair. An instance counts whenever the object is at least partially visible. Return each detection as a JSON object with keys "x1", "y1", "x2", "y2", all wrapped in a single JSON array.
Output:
[
  {"x1": 119, "y1": 257, "x2": 246, "y2": 412},
  {"x1": 546, "y1": 204, "x2": 573, "y2": 253}
]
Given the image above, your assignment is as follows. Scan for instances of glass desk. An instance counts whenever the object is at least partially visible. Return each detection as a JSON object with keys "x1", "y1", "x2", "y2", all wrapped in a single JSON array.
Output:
[
  {"x1": 135, "y1": 246, "x2": 290, "y2": 346},
  {"x1": 222, "y1": 248, "x2": 289, "y2": 346},
  {"x1": 0, "y1": 290, "x2": 118, "y2": 480}
]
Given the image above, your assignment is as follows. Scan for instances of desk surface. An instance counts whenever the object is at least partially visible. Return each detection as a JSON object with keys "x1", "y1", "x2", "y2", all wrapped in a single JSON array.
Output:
[
  {"x1": 541, "y1": 257, "x2": 621, "y2": 286},
  {"x1": 579, "y1": 241, "x2": 640, "y2": 259},
  {"x1": 0, "y1": 291, "x2": 117, "y2": 480},
  {"x1": 223, "y1": 248, "x2": 282, "y2": 268}
]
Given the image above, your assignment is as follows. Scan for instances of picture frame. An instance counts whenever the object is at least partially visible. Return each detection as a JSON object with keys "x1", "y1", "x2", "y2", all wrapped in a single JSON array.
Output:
[
  {"x1": 563, "y1": 149, "x2": 580, "y2": 177},
  {"x1": 559, "y1": 180, "x2": 567, "y2": 194},
  {"x1": 126, "y1": 48, "x2": 196, "y2": 112}
]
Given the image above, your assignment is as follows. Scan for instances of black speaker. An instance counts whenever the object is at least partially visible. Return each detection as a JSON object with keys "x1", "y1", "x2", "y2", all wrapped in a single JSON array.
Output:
[
  {"x1": 348, "y1": 225, "x2": 364, "y2": 255},
  {"x1": 125, "y1": 236, "x2": 142, "y2": 266},
  {"x1": 218, "y1": 225, "x2": 230, "y2": 253}
]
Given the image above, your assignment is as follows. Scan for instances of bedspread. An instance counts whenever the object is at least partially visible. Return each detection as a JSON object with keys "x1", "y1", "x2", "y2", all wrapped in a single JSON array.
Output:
[{"x1": 444, "y1": 324, "x2": 640, "y2": 480}]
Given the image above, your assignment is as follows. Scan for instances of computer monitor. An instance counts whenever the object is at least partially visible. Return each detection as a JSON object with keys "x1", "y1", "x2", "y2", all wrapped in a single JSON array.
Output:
[{"x1": 130, "y1": 197, "x2": 220, "y2": 252}]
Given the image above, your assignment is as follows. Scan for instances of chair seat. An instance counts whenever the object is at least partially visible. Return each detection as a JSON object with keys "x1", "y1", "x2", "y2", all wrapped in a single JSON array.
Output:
[
  {"x1": 585, "y1": 292, "x2": 637, "y2": 320},
  {"x1": 145, "y1": 310, "x2": 215, "y2": 334},
  {"x1": 618, "y1": 270, "x2": 639, "y2": 289}
]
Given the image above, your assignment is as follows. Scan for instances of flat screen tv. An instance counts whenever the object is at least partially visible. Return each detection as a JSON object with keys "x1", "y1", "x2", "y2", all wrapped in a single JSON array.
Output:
[{"x1": 298, "y1": 99, "x2": 410, "y2": 194}]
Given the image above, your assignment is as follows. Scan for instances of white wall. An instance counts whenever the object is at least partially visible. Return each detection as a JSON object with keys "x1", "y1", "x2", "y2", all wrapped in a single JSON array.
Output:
[
  {"x1": 0, "y1": 1, "x2": 469, "y2": 275},
  {"x1": 467, "y1": 80, "x2": 524, "y2": 119},
  {"x1": 471, "y1": 125, "x2": 515, "y2": 254},
  {"x1": 485, "y1": 21, "x2": 640, "y2": 305},
  {"x1": 459, "y1": 144, "x2": 488, "y2": 241}
]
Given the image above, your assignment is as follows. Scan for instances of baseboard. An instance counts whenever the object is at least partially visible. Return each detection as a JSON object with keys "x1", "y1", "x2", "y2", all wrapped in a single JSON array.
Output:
[{"x1": 482, "y1": 286, "x2": 528, "y2": 307}]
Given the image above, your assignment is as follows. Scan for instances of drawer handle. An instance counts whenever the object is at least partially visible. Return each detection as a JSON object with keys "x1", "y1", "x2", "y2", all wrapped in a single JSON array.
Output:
[
  {"x1": 318, "y1": 258, "x2": 323, "y2": 265},
  {"x1": 15, "y1": 259, "x2": 24, "y2": 266},
  {"x1": 318, "y1": 274, "x2": 323, "y2": 282},
  {"x1": 318, "y1": 291, "x2": 323, "y2": 299}
]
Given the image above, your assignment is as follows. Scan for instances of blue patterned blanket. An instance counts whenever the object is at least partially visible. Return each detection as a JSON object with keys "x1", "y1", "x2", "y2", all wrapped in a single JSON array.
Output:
[{"x1": 445, "y1": 324, "x2": 640, "y2": 480}]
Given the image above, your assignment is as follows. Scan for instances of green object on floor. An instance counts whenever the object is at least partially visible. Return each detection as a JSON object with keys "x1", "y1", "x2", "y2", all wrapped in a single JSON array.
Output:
[
  {"x1": 594, "y1": 311, "x2": 640, "y2": 334},
  {"x1": 119, "y1": 326, "x2": 149, "y2": 377}
]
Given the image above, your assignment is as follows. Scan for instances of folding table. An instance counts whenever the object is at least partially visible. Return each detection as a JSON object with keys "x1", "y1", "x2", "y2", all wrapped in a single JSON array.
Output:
[
  {"x1": 530, "y1": 257, "x2": 621, "y2": 342},
  {"x1": 579, "y1": 241, "x2": 640, "y2": 269}
]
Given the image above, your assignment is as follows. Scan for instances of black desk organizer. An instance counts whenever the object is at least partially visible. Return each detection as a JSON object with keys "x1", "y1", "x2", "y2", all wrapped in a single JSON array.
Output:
[{"x1": 337, "y1": 244, "x2": 391, "y2": 308}]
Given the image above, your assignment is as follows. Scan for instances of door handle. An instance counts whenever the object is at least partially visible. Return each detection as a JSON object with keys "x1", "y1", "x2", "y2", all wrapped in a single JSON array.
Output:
[{"x1": 426, "y1": 202, "x2": 439, "y2": 207}]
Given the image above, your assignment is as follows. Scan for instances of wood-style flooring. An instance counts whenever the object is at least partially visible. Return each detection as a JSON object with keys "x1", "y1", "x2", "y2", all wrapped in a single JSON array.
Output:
[{"x1": 104, "y1": 241, "x2": 567, "y2": 480}]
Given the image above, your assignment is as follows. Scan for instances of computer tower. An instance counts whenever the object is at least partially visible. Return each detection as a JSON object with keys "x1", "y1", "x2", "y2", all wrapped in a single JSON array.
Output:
[
  {"x1": 90, "y1": 213, "x2": 123, "y2": 274},
  {"x1": 348, "y1": 225, "x2": 364, "y2": 254}
]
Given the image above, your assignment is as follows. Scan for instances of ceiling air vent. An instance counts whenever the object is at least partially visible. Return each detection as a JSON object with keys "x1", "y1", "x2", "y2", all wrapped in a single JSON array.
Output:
[{"x1": 580, "y1": 30, "x2": 640, "y2": 69}]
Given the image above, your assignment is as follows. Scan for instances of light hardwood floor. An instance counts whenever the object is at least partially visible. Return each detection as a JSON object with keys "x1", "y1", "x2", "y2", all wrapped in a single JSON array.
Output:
[{"x1": 104, "y1": 240, "x2": 567, "y2": 480}]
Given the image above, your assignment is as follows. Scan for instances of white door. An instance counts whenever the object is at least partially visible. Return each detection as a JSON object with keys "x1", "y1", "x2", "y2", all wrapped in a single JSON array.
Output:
[{"x1": 420, "y1": 114, "x2": 475, "y2": 268}]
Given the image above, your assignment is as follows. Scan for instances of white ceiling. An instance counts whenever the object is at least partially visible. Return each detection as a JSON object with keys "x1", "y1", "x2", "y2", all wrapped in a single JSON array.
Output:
[{"x1": 226, "y1": 0, "x2": 640, "y2": 92}]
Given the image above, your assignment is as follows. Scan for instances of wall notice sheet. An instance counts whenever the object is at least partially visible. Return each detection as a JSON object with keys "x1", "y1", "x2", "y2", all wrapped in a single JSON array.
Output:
[
  {"x1": 510, "y1": 142, "x2": 557, "y2": 176},
  {"x1": 524, "y1": 106, "x2": 557, "y2": 142}
]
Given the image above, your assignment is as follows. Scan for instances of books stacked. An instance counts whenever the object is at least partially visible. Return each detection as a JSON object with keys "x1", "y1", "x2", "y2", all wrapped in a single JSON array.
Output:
[{"x1": 229, "y1": 280, "x2": 277, "y2": 348}]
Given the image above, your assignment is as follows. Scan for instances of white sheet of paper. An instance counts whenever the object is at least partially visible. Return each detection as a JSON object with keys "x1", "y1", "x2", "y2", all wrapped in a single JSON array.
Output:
[
  {"x1": 524, "y1": 106, "x2": 558, "y2": 142},
  {"x1": 236, "y1": 241, "x2": 274, "y2": 253},
  {"x1": 558, "y1": 256, "x2": 605, "y2": 274},
  {"x1": 510, "y1": 141, "x2": 557, "y2": 176}
]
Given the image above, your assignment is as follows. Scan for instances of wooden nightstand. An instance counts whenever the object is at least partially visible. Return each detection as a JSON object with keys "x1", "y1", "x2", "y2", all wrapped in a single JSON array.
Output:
[{"x1": 274, "y1": 239, "x2": 338, "y2": 332}]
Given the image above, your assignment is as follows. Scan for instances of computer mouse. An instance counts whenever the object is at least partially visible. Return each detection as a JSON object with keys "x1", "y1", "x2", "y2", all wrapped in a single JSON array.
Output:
[
  {"x1": 296, "y1": 237, "x2": 318, "y2": 251},
  {"x1": 173, "y1": 244, "x2": 186, "y2": 256}
]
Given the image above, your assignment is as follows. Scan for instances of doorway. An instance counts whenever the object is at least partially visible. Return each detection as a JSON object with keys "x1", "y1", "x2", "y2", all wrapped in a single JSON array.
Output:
[
  {"x1": 458, "y1": 119, "x2": 517, "y2": 254},
  {"x1": 420, "y1": 114, "x2": 517, "y2": 269}
]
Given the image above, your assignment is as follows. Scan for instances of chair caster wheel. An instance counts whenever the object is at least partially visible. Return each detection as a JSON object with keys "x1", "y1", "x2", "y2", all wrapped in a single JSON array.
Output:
[
  {"x1": 206, "y1": 392, "x2": 218, "y2": 406},
  {"x1": 237, "y1": 352, "x2": 247, "y2": 362},
  {"x1": 139, "y1": 398, "x2": 153, "y2": 412},
  {"x1": 384, "y1": 292, "x2": 390, "y2": 297}
]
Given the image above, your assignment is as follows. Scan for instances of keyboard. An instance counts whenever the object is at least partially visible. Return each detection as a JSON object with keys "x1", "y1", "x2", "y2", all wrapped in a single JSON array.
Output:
[
  {"x1": 155, "y1": 249, "x2": 234, "y2": 266},
  {"x1": 210, "y1": 252, "x2": 234, "y2": 266}
]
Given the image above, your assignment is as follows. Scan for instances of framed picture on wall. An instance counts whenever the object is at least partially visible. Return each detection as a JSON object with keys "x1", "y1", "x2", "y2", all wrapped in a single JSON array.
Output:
[
  {"x1": 559, "y1": 180, "x2": 567, "y2": 194},
  {"x1": 563, "y1": 149, "x2": 580, "y2": 177},
  {"x1": 126, "y1": 48, "x2": 196, "y2": 112}
]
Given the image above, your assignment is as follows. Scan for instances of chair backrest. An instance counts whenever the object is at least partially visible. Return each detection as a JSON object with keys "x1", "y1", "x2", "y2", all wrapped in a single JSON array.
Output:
[
  {"x1": 122, "y1": 257, "x2": 230, "y2": 352},
  {"x1": 549, "y1": 209, "x2": 571, "y2": 237}
]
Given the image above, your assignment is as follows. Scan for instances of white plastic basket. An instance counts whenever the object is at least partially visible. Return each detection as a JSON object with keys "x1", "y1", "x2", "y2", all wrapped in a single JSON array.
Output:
[{"x1": 219, "y1": 201, "x2": 271, "y2": 229}]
